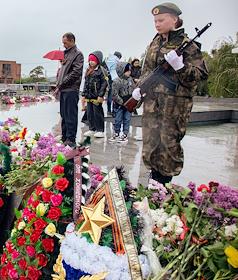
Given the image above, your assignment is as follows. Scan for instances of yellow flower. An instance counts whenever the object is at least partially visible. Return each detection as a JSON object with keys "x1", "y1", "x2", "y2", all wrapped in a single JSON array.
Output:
[
  {"x1": 225, "y1": 246, "x2": 238, "y2": 268},
  {"x1": 36, "y1": 203, "x2": 47, "y2": 217},
  {"x1": 11, "y1": 228, "x2": 17, "y2": 237},
  {"x1": 42, "y1": 177, "x2": 53, "y2": 188},
  {"x1": 18, "y1": 221, "x2": 26, "y2": 230},
  {"x1": 45, "y1": 223, "x2": 56, "y2": 237}
]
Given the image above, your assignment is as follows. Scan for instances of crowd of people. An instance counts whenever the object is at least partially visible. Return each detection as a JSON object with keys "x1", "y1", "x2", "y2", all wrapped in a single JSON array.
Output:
[{"x1": 54, "y1": 2, "x2": 207, "y2": 185}]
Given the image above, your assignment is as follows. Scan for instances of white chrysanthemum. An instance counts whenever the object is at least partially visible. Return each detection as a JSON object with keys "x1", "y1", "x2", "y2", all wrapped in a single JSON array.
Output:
[{"x1": 225, "y1": 224, "x2": 237, "y2": 238}]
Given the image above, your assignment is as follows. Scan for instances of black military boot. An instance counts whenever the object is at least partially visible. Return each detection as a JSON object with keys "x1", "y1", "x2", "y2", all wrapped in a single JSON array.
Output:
[{"x1": 150, "y1": 169, "x2": 172, "y2": 185}]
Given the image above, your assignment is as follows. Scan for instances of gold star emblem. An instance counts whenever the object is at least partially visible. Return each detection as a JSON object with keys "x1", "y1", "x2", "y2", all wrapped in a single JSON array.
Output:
[{"x1": 78, "y1": 197, "x2": 114, "y2": 244}]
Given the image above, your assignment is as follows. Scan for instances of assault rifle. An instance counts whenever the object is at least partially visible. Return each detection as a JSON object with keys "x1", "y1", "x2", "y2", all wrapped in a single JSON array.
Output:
[{"x1": 124, "y1": 22, "x2": 212, "y2": 113}]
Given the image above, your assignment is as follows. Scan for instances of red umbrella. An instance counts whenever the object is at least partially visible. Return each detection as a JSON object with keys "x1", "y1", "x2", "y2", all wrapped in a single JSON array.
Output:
[{"x1": 43, "y1": 50, "x2": 64, "y2": 60}]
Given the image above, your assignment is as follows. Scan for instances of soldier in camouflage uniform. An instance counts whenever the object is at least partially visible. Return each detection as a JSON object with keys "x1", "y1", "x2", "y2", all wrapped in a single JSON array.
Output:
[{"x1": 133, "y1": 3, "x2": 208, "y2": 184}]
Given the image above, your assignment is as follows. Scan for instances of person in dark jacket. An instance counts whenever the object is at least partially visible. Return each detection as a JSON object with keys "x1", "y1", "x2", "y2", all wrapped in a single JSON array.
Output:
[
  {"x1": 56, "y1": 32, "x2": 84, "y2": 147},
  {"x1": 82, "y1": 51, "x2": 107, "y2": 138},
  {"x1": 109, "y1": 62, "x2": 135, "y2": 143},
  {"x1": 131, "y1": 58, "x2": 142, "y2": 83}
]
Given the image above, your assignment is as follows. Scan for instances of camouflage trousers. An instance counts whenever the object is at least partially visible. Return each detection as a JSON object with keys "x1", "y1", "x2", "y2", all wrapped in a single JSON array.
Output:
[{"x1": 142, "y1": 92, "x2": 193, "y2": 177}]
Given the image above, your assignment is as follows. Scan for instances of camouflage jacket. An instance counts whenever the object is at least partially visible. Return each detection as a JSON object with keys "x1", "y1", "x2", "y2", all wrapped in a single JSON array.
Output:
[
  {"x1": 112, "y1": 62, "x2": 135, "y2": 106},
  {"x1": 140, "y1": 28, "x2": 208, "y2": 97}
]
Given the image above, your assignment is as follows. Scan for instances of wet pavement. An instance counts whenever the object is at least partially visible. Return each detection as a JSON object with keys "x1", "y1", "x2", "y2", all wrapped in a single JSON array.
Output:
[{"x1": 0, "y1": 101, "x2": 237, "y2": 188}]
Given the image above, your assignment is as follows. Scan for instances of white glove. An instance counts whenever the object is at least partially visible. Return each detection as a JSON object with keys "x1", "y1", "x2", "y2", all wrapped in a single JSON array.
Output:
[
  {"x1": 132, "y1": 88, "x2": 141, "y2": 101},
  {"x1": 164, "y1": 50, "x2": 184, "y2": 71}
]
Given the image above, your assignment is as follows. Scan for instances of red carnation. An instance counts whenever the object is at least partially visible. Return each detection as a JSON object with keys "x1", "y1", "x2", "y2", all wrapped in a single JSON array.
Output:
[
  {"x1": 19, "y1": 259, "x2": 27, "y2": 270},
  {"x1": 19, "y1": 276, "x2": 28, "y2": 280},
  {"x1": 8, "y1": 267, "x2": 18, "y2": 279},
  {"x1": 42, "y1": 189, "x2": 53, "y2": 203},
  {"x1": 0, "y1": 197, "x2": 4, "y2": 208},
  {"x1": 51, "y1": 165, "x2": 64, "y2": 175},
  {"x1": 197, "y1": 184, "x2": 211, "y2": 193},
  {"x1": 35, "y1": 185, "x2": 44, "y2": 196},
  {"x1": 42, "y1": 238, "x2": 54, "y2": 253},
  {"x1": 30, "y1": 230, "x2": 42, "y2": 244},
  {"x1": 26, "y1": 246, "x2": 36, "y2": 258},
  {"x1": 36, "y1": 253, "x2": 48, "y2": 267},
  {"x1": 17, "y1": 236, "x2": 26, "y2": 247},
  {"x1": 55, "y1": 178, "x2": 69, "y2": 192},
  {"x1": 47, "y1": 207, "x2": 62, "y2": 221},
  {"x1": 27, "y1": 265, "x2": 42, "y2": 280},
  {"x1": 6, "y1": 241, "x2": 14, "y2": 254},
  {"x1": 31, "y1": 200, "x2": 40, "y2": 209},
  {"x1": 0, "y1": 266, "x2": 8, "y2": 278},
  {"x1": 1, "y1": 253, "x2": 7, "y2": 264},
  {"x1": 34, "y1": 218, "x2": 48, "y2": 231}
]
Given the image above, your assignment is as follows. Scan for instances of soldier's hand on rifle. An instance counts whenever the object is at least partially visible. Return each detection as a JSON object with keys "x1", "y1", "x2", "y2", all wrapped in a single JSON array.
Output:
[
  {"x1": 132, "y1": 88, "x2": 142, "y2": 101},
  {"x1": 164, "y1": 50, "x2": 184, "y2": 71}
]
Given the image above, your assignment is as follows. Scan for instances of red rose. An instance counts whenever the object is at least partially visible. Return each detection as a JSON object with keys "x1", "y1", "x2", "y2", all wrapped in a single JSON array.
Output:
[
  {"x1": 36, "y1": 253, "x2": 48, "y2": 267},
  {"x1": 41, "y1": 238, "x2": 54, "y2": 253},
  {"x1": 50, "y1": 193, "x2": 63, "y2": 206},
  {"x1": 197, "y1": 184, "x2": 211, "y2": 193},
  {"x1": 0, "y1": 197, "x2": 4, "y2": 208},
  {"x1": 42, "y1": 189, "x2": 53, "y2": 202},
  {"x1": 19, "y1": 276, "x2": 28, "y2": 280},
  {"x1": 47, "y1": 207, "x2": 62, "y2": 221},
  {"x1": 27, "y1": 266, "x2": 42, "y2": 280},
  {"x1": 30, "y1": 230, "x2": 42, "y2": 244},
  {"x1": 19, "y1": 259, "x2": 27, "y2": 270},
  {"x1": 26, "y1": 245, "x2": 36, "y2": 257},
  {"x1": 51, "y1": 165, "x2": 64, "y2": 175},
  {"x1": 55, "y1": 178, "x2": 69, "y2": 192},
  {"x1": 17, "y1": 236, "x2": 26, "y2": 246},
  {"x1": 33, "y1": 218, "x2": 48, "y2": 231}
]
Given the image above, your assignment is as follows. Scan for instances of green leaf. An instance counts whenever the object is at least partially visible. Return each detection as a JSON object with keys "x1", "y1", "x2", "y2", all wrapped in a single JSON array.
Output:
[
  {"x1": 227, "y1": 208, "x2": 238, "y2": 218},
  {"x1": 120, "y1": 180, "x2": 126, "y2": 191},
  {"x1": 56, "y1": 153, "x2": 67, "y2": 165},
  {"x1": 180, "y1": 187, "x2": 191, "y2": 199},
  {"x1": 126, "y1": 201, "x2": 132, "y2": 210},
  {"x1": 208, "y1": 258, "x2": 218, "y2": 273},
  {"x1": 15, "y1": 209, "x2": 22, "y2": 219}
]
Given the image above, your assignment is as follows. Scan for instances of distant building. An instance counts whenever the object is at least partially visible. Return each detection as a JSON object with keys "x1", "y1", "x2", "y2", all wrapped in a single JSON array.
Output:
[{"x1": 0, "y1": 60, "x2": 21, "y2": 83}]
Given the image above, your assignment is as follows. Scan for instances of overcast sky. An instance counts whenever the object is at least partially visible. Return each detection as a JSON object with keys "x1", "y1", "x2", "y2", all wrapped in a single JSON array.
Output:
[{"x1": 1, "y1": 0, "x2": 237, "y2": 76}]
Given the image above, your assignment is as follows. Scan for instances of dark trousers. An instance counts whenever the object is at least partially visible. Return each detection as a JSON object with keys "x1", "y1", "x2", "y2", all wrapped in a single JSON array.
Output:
[
  {"x1": 60, "y1": 90, "x2": 79, "y2": 142},
  {"x1": 87, "y1": 102, "x2": 104, "y2": 132}
]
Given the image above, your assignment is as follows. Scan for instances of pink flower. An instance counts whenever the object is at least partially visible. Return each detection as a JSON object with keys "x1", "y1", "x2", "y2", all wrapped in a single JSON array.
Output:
[
  {"x1": 50, "y1": 193, "x2": 63, "y2": 207},
  {"x1": 8, "y1": 268, "x2": 18, "y2": 279},
  {"x1": 11, "y1": 250, "x2": 20, "y2": 260},
  {"x1": 26, "y1": 246, "x2": 36, "y2": 258}
]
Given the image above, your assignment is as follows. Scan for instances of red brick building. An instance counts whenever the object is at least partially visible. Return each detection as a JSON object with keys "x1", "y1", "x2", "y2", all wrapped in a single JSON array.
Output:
[{"x1": 0, "y1": 60, "x2": 21, "y2": 83}]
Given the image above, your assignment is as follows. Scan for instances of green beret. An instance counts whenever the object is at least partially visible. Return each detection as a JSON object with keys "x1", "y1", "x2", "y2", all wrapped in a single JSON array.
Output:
[{"x1": 152, "y1": 2, "x2": 182, "y2": 16}]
